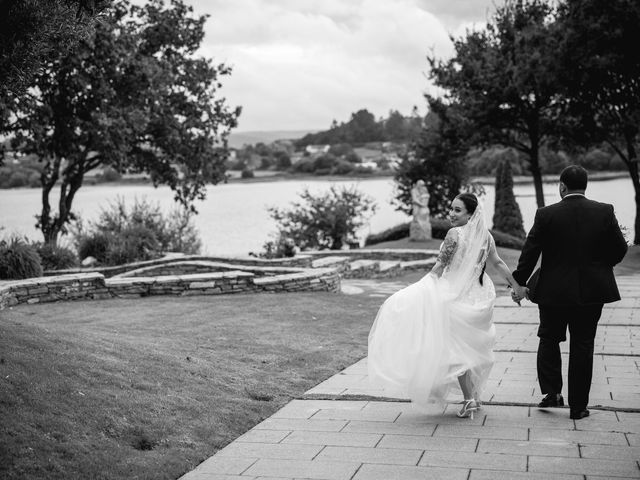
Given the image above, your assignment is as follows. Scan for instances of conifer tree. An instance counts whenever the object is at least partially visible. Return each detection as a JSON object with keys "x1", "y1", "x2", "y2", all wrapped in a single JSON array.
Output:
[{"x1": 493, "y1": 159, "x2": 526, "y2": 238}]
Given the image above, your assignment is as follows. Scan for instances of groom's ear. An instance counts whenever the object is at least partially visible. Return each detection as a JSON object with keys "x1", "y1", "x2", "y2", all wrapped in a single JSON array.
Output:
[{"x1": 559, "y1": 181, "x2": 567, "y2": 196}]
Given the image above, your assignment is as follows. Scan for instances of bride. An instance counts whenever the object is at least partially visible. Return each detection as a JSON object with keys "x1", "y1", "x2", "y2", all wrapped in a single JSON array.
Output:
[{"x1": 368, "y1": 193, "x2": 525, "y2": 418}]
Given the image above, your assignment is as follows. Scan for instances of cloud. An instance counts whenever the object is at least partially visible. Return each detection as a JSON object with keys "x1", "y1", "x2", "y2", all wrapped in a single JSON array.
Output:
[{"x1": 186, "y1": 0, "x2": 491, "y2": 131}]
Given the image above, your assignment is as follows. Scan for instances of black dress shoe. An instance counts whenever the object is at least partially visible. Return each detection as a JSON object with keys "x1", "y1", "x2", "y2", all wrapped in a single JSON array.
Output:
[
  {"x1": 570, "y1": 409, "x2": 590, "y2": 420},
  {"x1": 538, "y1": 393, "x2": 565, "y2": 408}
]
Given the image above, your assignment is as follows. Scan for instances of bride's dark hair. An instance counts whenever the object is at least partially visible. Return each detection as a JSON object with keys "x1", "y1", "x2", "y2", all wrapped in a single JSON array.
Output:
[
  {"x1": 454, "y1": 192, "x2": 485, "y2": 285},
  {"x1": 455, "y1": 193, "x2": 478, "y2": 215}
]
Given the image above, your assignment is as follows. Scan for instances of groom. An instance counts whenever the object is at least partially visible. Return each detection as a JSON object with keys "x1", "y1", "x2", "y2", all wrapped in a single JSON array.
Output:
[{"x1": 511, "y1": 165, "x2": 628, "y2": 419}]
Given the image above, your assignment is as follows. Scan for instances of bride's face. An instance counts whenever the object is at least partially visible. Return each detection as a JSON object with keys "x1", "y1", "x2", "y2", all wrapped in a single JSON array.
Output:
[{"x1": 449, "y1": 198, "x2": 471, "y2": 227}]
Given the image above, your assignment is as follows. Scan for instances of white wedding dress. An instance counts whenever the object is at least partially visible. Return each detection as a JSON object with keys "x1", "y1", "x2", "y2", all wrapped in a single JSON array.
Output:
[{"x1": 368, "y1": 205, "x2": 496, "y2": 410}]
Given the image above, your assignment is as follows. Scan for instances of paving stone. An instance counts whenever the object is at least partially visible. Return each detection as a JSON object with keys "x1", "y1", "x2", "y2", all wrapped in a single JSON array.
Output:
[
  {"x1": 189, "y1": 456, "x2": 258, "y2": 475},
  {"x1": 377, "y1": 434, "x2": 477, "y2": 452},
  {"x1": 433, "y1": 424, "x2": 527, "y2": 441},
  {"x1": 469, "y1": 471, "x2": 582, "y2": 480},
  {"x1": 311, "y1": 408, "x2": 400, "y2": 422},
  {"x1": 315, "y1": 445, "x2": 422, "y2": 465},
  {"x1": 281, "y1": 430, "x2": 381, "y2": 447},
  {"x1": 528, "y1": 456, "x2": 640, "y2": 477},
  {"x1": 342, "y1": 420, "x2": 436, "y2": 436},
  {"x1": 243, "y1": 459, "x2": 359, "y2": 480},
  {"x1": 529, "y1": 428, "x2": 628, "y2": 445},
  {"x1": 418, "y1": 451, "x2": 526, "y2": 471},
  {"x1": 215, "y1": 442, "x2": 323, "y2": 460},
  {"x1": 477, "y1": 438, "x2": 579, "y2": 457},
  {"x1": 179, "y1": 473, "x2": 257, "y2": 480},
  {"x1": 235, "y1": 430, "x2": 290, "y2": 444},
  {"x1": 580, "y1": 444, "x2": 640, "y2": 460},
  {"x1": 352, "y1": 464, "x2": 469, "y2": 480},
  {"x1": 252, "y1": 418, "x2": 348, "y2": 432}
]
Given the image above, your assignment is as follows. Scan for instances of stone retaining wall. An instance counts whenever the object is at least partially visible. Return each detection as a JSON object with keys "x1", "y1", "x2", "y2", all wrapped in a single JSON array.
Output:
[
  {"x1": 304, "y1": 249, "x2": 439, "y2": 261},
  {"x1": 44, "y1": 254, "x2": 313, "y2": 278},
  {"x1": 0, "y1": 267, "x2": 340, "y2": 310}
]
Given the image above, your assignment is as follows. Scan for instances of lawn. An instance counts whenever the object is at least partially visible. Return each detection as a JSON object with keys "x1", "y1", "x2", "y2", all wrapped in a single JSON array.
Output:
[
  {"x1": 0, "y1": 292, "x2": 383, "y2": 480},
  {"x1": 1, "y1": 242, "x2": 637, "y2": 479}
]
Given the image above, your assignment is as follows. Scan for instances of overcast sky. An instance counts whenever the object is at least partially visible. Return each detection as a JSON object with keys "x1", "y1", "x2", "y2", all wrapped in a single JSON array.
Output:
[{"x1": 188, "y1": 0, "x2": 495, "y2": 132}]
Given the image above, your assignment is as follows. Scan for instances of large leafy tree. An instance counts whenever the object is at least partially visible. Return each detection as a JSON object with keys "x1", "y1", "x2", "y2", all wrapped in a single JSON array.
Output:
[
  {"x1": 8, "y1": 0, "x2": 240, "y2": 244},
  {"x1": 556, "y1": 0, "x2": 640, "y2": 243},
  {"x1": 428, "y1": 0, "x2": 561, "y2": 208}
]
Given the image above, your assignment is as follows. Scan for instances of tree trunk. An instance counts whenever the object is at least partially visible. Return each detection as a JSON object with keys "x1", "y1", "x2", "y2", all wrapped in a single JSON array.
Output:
[
  {"x1": 529, "y1": 142, "x2": 545, "y2": 208},
  {"x1": 624, "y1": 137, "x2": 640, "y2": 245}
]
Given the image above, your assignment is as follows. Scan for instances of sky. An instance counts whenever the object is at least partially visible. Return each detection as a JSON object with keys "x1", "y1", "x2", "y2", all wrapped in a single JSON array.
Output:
[{"x1": 187, "y1": 0, "x2": 495, "y2": 132}]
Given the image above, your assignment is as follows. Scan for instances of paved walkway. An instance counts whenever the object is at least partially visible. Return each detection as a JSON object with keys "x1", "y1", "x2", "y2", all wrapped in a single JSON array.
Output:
[{"x1": 180, "y1": 275, "x2": 640, "y2": 480}]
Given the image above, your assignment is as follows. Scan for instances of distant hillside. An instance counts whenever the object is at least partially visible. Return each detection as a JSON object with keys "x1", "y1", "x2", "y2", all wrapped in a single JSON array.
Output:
[{"x1": 228, "y1": 130, "x2": 317, "y2": 148}]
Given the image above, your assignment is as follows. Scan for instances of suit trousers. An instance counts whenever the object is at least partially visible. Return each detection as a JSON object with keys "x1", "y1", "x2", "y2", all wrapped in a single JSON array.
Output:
[{"x1": 537, "y1": 304, "x2": 603, "y2": 410}]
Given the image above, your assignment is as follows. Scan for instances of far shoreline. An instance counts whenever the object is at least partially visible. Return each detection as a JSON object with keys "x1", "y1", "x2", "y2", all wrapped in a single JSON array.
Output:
[{"x1": 0, "y1": 170, "x2": 630, "y2": 191}]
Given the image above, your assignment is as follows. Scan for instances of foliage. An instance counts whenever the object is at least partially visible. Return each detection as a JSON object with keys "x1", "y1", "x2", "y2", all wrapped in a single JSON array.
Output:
[
  {"x1": 556, "y1": 0, "x2": 640, "y2": 243},
  {"x1": 0, "y1": 0, "x2": 108, "y2": 102},
  {"x1": 0, "y1": 236, "x2": 43, "y2": 279},
  {"x1": 364, "y1": 218, "x2": 525, "y2": 249},
  {"x1": 394, "y1": 104, "x2": 484, "y2": 218},
  {"x1": 364, "y1": 222, "x2": 411, "y2": 246},
  {"x1": 250, "y1": 235, "x2": 297, "y2": 259},
  {"x1": 74, "y1": 197, "x2": 201, "y2": 265},
  {"x1": 268, "y1": 185, "x2": 377, "y2": 250},
  {"x1": 493, "y1": 160, "x2": 526, "y2": 238},
  {"x1": 6, "y1": 0, "x2": 240, "y2": 245},
  {"x1": 296, "y1": 109, "x2": 422, "y2": 147},
  {"x1": 241, "y1": 168, "x2": 255, "y2": 179},
  {"x1": 427, "y1": 0, "x2": 561, "y2": 208},
  {"x1": 33, "y1": 242, "x2": 79, "y2": 270}
]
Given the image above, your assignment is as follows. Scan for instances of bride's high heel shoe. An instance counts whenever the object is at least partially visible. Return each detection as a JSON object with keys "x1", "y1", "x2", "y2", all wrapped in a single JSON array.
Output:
[{"x1": 457, "y1": 399, "x2": 479, "y2": 419}]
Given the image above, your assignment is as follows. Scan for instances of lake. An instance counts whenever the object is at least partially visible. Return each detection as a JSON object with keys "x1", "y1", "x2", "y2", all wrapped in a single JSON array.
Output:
[{"x1": 0, "y1": 177, "x2": 635, "y2": 255}]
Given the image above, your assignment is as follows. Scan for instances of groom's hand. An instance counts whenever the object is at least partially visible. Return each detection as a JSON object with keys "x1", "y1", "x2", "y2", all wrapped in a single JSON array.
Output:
[{"x1": 510, "y1": 285, "x2": 526, "y2": 306}]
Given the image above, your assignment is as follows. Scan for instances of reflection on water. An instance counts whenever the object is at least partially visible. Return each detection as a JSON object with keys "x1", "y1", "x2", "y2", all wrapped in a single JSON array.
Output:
[{"x1": 0, "y1": 177, "x2": 634, "y2": 255}]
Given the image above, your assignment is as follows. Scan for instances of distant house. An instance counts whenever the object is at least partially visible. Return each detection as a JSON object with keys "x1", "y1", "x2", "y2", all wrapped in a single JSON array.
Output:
[
  {"x1": 305, "y1": 144, "x2": 330, "y2": 155},
  {"x1": 360, "y1": 161, "x2": 378, "y2": 170}
]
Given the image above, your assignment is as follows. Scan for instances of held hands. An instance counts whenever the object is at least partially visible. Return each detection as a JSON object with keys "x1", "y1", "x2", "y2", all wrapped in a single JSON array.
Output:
[{"x1": 510, "y1": 285, "x2": 529, "y2": 306}]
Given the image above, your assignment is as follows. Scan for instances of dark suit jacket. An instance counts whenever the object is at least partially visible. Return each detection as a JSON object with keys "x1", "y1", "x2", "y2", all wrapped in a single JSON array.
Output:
[{"x1": 513, "y1": 195, "x2": 628, "y2": 306}]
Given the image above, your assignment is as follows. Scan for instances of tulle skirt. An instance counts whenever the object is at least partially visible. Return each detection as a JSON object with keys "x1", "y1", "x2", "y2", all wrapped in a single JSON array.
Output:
[{"x1": 367, "y1": 273, "x2": 496, "y2": 410}]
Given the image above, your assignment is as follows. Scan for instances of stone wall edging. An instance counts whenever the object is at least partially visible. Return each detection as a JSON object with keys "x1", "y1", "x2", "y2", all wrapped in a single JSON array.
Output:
[{"x1": 0, "y1": 267, "x2": 340, "y2": 310}]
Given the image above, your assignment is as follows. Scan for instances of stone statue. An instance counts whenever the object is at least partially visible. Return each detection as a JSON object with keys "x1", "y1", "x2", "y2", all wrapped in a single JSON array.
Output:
[{"x1": 410, "y1": 180, "x2": 431, "y2": 241}]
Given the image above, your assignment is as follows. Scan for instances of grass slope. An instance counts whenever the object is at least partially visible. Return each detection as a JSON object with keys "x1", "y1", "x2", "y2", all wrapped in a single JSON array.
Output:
[{"x1": 0, "y1": 293, "x2": 382, "y2": 480}]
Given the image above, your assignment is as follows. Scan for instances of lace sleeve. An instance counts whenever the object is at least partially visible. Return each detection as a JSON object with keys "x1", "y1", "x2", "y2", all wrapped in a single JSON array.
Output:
[{"x1": 431, "y1": 229, "x2": 458, "y2": 277}]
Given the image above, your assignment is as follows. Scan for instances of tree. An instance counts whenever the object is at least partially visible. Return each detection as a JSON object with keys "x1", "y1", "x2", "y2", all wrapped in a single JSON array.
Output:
[
  {"x1": 268, "y1": 185, "x2": 377, "y2": 250},
  {"x1": 0, "y1": 0, "x2": 109, "y2": 100},
  {"x1": 556, "y1": 0, "x2": 640, "y2": 243},
  {"x1": 493, "y1": 159, "x2": 526, "y2": 238},
  {"x1": 427, "y1": 0, "x2": 561, "y2": 208},
  {"x1": 8, "y1": 0, "x2": 240, "y2": 244},
  {"x1": 394, "y1": 102, "x2": 483, "y2": 218}
]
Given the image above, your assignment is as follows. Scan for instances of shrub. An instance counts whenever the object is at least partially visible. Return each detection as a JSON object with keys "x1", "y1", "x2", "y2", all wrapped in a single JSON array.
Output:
[
  {"x1": 331, "y1": 160, "x2": 355, "y2": 175},
  {"x1": 73, "y1": 197, "x2": 202, "y2": 265},
  {"x1": 241, "y1": 168, "x2": 255, "y2": 178},
  {"x1": 98, "y1": 166, "x2": 122, "y2": 183},
  {"x1": 250, "y1": 235, "x2": 297, "y2": 259},
  {"x1": 0, "y1": 237, "x2": 43, "y2": 279},
  {"x1": 268, "y1": 185, "x2": 377, "y2": 250},
  {"x1": 104, "y1": 225, "x2": 159, "y2": 265},
  {"x1": 34, "y1": 242, "x2": 79, "y2": 270},
  {"x1": 492, "y1": 159, "x2": 526, "y2": 239},
  {"x1": 365, "y1": 222, "x2": 410, "y2": 246},
  {"x1": 77, "y1": 231, "x2": 112, "y2": 264},
  {"x1": 7, "y1": 171, "x2": 28, "y2": 188},
  {"x1": 365, "y1": 219, "x2": 525, "y2": 250}
]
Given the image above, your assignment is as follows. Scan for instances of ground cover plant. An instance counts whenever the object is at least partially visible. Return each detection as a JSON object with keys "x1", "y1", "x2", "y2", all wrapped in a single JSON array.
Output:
[{"x1": 0, "y1": 291, "x2": 383, "y2": 480}]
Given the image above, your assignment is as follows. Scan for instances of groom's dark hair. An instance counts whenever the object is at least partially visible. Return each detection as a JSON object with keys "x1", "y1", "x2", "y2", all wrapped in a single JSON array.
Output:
[{"x1": 560, "y1": 165, "x2": 588, "y2": 190}]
